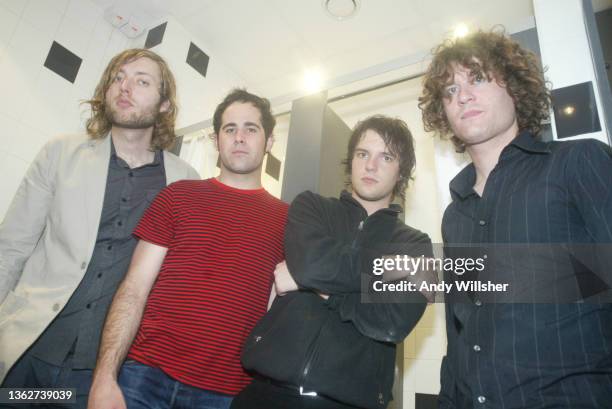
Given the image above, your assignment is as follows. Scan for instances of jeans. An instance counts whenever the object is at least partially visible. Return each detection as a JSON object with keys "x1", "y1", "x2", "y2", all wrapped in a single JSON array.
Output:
[
  {"x1": 118, "y1": 360, "x2": 233, "y2": 409},
  {"x1": 1, "y1": 350, "x2": 92, "y2": 409}
]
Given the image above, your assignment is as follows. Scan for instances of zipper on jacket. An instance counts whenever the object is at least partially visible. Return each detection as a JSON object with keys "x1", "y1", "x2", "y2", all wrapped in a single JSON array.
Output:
[
  {"x1": 298, "y1": 310, "x2": 332, "y2": 390},
  {"x1": 351, "y1": 217, "x2": 367, "y2": 250}
]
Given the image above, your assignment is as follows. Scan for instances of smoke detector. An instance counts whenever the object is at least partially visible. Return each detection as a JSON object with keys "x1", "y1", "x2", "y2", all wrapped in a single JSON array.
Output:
[{"x1": 323, "y1": 0, "x2": 361, "y2": 21}]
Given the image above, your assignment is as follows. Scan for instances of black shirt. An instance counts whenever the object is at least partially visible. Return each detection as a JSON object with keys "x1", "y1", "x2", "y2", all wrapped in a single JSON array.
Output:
[
  {"x1": 30, "y1": 142, "x2": 166, "y2": 368},
  {"x1": 439, "y1": 132, "x2": 612, "y2": 409}
]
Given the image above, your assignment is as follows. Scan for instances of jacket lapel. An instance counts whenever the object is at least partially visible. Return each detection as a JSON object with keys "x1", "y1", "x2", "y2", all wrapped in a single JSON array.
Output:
[
  {"x1": 163, "y1": 151, "x2": 178, "y2": 184},
  {"x1": 83, "y1": 136, "x2": 110, "y2": 255}
]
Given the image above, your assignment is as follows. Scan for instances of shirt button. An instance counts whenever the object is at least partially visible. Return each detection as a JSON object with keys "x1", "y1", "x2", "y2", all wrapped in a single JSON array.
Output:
[
  {"x1": 97, "y1": 273, "x2": 102, "y2": 279},
  {"x1": 128, "y1": 171, "x2": 134, "y2": 177},
  {"x1": 117, "y1": 221, "x2": 123, "y2": 226},
  {"x1": 479, "y1": 220, "x2": 486, "y2": 226},
  {"x1": 86, "y1": 303, "x2": 92, "y2": 309},
  {"x1": 81, "y1": 262, "x2": 87, "y2": 269},
  {"x1": 473, "y1": 344, "x2": 481, "y2": 352},
  {"x1": 52, "y1": 303, "x2": 60, "y2": 312},
  {"x1": 107, "y1": 245, "x2": 113, "y2": 251},
  {"x1": 478, "y1": 395, "x2": 486, "y2": 404},
  {"x1": 121, "y1": 197, "x2": 127, "y2": 203},
  {"x1": 475, "y1": 299, "x2": 482, "y2": 306}
]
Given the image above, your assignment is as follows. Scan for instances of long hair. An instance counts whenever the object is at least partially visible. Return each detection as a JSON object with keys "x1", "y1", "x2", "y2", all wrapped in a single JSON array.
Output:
[
  {"x1": 343, "y1": 115, "x2": 416, "y2": 202},
  {"x1": 83, "y1": 48, "x2": 178, "y2": 150},
  {"x1": 418, "y1": 29, "x2": 551, "y2": 152}
]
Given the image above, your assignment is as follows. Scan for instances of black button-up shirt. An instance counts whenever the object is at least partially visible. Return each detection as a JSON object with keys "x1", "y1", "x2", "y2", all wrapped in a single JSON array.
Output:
[
  {"x1": 30, "y1": 141, "x2": 166, "y2": 368},
  {"x1": 439, "y1": 132, "x2": 612, "y2": 409}
]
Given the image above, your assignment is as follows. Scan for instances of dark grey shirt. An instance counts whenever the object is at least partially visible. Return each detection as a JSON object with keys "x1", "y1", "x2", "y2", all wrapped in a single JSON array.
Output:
[{"x1": 30, "y1": 142, "x2": 166, "y2": 368}]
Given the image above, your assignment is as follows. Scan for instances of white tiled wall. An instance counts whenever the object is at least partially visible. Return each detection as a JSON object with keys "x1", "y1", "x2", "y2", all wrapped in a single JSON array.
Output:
[
  {"x1": 130, "y1": 16, "x2": 243, "y2": 131},
  {"x1": 403, "y1": 304, "x2": 446, "y2": 409},
  {"x1": 0, "y1": 0, "x2": 130, "y2": 217},
  {"x1": 0, "y1": 1, "x2": 243, "y2": 218}
]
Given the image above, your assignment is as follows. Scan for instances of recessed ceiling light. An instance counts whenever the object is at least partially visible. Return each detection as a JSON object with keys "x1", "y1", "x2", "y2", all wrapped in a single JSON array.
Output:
[
  {"x1": 302, "y1": 68, "x2": 324, "y2": 93},
  {"x1": 323, "y1": 0, "x2": 361, "y2": 21},
  {"x1": 454, "y1": 23, "x2": 469, "y2": 38}
]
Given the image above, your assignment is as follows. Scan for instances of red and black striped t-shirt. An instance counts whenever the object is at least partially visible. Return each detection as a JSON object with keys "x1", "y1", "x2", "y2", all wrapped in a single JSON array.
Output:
[{"x1": 128, "y1": 178, "x2": 288, "y2": 395}]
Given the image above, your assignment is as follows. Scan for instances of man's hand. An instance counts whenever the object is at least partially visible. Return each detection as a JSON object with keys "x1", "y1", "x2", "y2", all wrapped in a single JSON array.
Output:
[
  {"x1": 87, "y1": 376, "x2": 126, "y2": 409},
  {"x1": 274, "y1": 261, "x2": 299, "y2": 296}
]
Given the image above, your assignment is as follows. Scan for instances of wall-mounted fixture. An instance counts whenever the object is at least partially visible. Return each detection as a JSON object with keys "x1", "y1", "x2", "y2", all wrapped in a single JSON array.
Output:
[
  {"x1": 103, "y1": 5, "x2": 147, "y2": 38},
  {"x1": 551, "y1": 81, "x2": 602, "y2": 139},
  {"x1": 323, "y1": 0, "x2": 361, "y2": 21}
]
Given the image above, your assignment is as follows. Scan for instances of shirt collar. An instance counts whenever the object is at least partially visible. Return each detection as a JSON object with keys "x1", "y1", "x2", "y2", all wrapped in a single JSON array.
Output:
[
  {"x1": 508, "y1": 130, "x2": 551, "y2": 154},
  {"x1": 449, "y1": 131, "x2": 550, "y2": 200},
  {"x1": 340, "y1": 190, "x2": 403, "y2": 215},
  {"x1": 110, "y1": 137, "x2": 162, "y2": 168}
]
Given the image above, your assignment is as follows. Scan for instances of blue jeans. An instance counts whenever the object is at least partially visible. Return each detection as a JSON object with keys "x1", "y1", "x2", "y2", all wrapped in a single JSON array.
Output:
[
  {"x1": 1, "y1": 351, "x2": 92, "y2": 409},
  {"x1": 118, "y1": 360, "x2": 233, "y2": 409}
]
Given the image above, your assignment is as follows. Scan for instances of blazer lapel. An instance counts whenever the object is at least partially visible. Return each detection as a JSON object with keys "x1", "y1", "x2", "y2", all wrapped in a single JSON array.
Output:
[
  {"x1": 163, "y1": 151, "x2": 179, "y2": 184},
  {"x1": 83, "y1": 136, "x2": 111, "y2": 256}
]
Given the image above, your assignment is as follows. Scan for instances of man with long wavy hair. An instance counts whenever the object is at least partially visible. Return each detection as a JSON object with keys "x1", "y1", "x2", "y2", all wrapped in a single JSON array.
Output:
[
  {"x1": 419, "y1": 30, "x2": 612, "y2": 408},
  {"x1": 0, "y1": 48, "x2": 198, "y2": 408}
]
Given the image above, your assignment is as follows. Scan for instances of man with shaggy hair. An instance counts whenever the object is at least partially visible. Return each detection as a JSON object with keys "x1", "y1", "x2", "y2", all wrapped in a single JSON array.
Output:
[
  {"x1": 0, "y1": 49, "x2": 198, "y2": 408},
  {"x1": 419, "y1": 30, "x2": 612, "y2": 408},
  {"x1": 234, "y1": 115, "x2": 432, "y2": 409}
]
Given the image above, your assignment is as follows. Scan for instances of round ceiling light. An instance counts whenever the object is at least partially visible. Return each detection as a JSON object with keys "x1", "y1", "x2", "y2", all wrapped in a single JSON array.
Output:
[{"x1": 323, "y1": 0, "x2": 361, "y2": 21}]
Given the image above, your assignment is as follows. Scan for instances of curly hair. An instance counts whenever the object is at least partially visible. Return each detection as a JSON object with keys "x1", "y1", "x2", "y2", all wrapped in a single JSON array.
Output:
[
  {"x1": 212, "y1": 88, "x2": 276, "y2": 139},
  {"x1": 83, "y1": 48, "x2": 178, "y2": 150},
  {"x1": 343, "y1": 115, "x2": 416, "y2": 202},
  {"x1": 418, "y1": 29, "x2": 551, "y2": 152}
]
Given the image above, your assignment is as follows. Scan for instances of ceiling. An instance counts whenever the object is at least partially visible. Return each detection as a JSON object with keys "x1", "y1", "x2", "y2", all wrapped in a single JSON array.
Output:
[{"x1": 91, "y1": 0, "x2": 612, "y2": 103}]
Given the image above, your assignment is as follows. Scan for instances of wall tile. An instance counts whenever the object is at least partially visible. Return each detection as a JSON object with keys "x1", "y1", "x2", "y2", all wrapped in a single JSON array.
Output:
[
  {"x1": 64, "y1": 0, "x2": 102, "y2": 32},
  {"x1": 0, "y1": 57, "x2": 36, "y2": 120},
  {"x1": 0, "y1": 6, "x2": 18, "y2": 46},
  {"x1": 43, "y1": 41, "x2": 82, "y2": 83},
  {"x1": 414, "y1": 326, "x2": 447, "y2": 361},
  {"x1": 404, "y1": 330, "x2": 417, "y2": 359},
  {"x1": 416, "y1": 303, "x2": 446, "y2": 329},
  {"x1": 55, "y1": 16, "x2": 93, "y2": 58},
  {"x1": 10, "y1": 20, "x2": 51, "y2": 69},
  {"x1": 48, "y1": 0, "x2": 70, "y2": 14},
  {"x1": 23, "y1": 68, "x2": 72, "y2": 135},
  {"x1": 0, "y1": 0, "x2": 27, "y2": 17},
  {"x1": 21, "y1": 0, "x2": 63, "y2": 38},
  {"x1": 101, "y1": 28, "x2": 128, "y2": 66},
  {"x1": 0, "y1": 111, "x2": 21, "y2": 157},
  {"x1": 413, "y1": 358, "x2": 442, "y2": 395},
  {"x1": 403, "y1": 357, "x2": 417, "y2": 393}
]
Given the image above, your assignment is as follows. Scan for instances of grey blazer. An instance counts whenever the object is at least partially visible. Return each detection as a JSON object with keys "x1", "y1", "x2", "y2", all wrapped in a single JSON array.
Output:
[{"x1": 0, "y1": 134, "x2": 199, "y2": 380}]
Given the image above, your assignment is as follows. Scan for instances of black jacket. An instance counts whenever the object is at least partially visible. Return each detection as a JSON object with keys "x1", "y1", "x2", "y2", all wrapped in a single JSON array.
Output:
[{"x1": 242, "y1": 191, "x2": 432, "y2": 408}]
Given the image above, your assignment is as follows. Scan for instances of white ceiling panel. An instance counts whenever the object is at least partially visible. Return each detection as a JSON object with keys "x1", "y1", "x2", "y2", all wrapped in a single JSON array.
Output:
[{"x1": 90, "y1": 0, "x2": 612, "y2": 104}]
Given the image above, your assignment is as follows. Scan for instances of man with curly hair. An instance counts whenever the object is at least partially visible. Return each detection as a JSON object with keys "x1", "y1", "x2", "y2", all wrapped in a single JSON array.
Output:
[
  {"x1": 419, "y1": 30, "x2": 612, "y2": 408},
  {"x1": 0, "y1": 49, "x2": 198, "y2": 408}
]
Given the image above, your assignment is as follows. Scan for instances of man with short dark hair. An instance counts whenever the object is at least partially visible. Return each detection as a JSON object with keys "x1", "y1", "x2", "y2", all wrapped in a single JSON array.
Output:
[
  {"x1": 0, "y1": 48, "x2": 198, "y2": 408},
  {"x1": 233, "y1": 115, "x2": 433, "y2": 409},
  {"x1": 419, "y1": 30, "x2": 612, "y2": 408},
  {"x1": 88, "y1": 89, "x2": 288, "y2": 409}
]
